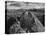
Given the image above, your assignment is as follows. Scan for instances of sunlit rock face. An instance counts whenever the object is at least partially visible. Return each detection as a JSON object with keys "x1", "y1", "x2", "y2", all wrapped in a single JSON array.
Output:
[{"x1": 20, "y1": 12, "x2": 35, "y2": 32}]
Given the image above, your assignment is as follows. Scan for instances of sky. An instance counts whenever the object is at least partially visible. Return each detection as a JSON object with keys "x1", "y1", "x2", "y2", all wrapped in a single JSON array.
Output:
[{"x1": 6, "y1": 1, "x2": 45, "y2": 10}]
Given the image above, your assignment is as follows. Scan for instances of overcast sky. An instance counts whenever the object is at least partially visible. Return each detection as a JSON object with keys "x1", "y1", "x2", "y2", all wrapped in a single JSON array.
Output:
[{"x1": 6, "y1": 1, "x2": 45, "y2": 9}]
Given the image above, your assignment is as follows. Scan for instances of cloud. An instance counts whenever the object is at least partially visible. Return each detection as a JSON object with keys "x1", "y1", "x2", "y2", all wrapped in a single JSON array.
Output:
[{"x1": 7, "y1": 1, "x2": 45, "y2": 9}]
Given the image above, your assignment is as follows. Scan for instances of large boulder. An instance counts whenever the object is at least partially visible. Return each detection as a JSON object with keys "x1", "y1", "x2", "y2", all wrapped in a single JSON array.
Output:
[{"x1": 20, "y1": 12, "x2": 35, "y2": 32}]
